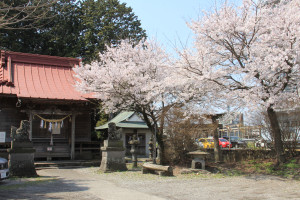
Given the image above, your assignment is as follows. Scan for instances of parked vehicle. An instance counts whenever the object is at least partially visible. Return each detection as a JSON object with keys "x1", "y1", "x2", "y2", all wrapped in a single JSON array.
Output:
[
  {"x1": 197, "y1": 138, "x2": 214, "y2": 149},
  {"x1": 219, "y1": 138, "x2": 232, "y2": 148},
  {"x1": 223, "y1": 136, "x2": 247, "y2": 148},
  {"x1": 255, "y1": 138, "x2": 272, "y2": 149},
  {"x1": 0, "y1": 157, "x2": 9, "y2": 181}
]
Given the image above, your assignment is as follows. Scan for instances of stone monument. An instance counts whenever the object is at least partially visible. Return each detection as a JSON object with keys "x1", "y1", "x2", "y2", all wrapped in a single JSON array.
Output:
[
  {"x1": 99, "y1": 122, "x2": 127, "y2": 172},
  {"x1": 8, "y1": 120, "x2": 37, "y2": 177}
]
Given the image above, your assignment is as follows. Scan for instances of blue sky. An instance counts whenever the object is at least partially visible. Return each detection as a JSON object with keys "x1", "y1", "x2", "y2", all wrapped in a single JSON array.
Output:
[{"x1": 120, "y1": 0, "x2": 242, "y2": 55}]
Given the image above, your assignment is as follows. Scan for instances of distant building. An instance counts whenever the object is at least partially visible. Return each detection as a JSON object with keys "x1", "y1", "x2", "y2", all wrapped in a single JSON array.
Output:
[
  {"x1": 218, "y1": 113, "x2": 262, "y2": 138},
  {"x1": 275, "y1": 84, "x2": 300, "y2": 140},
  {"x1": 276, "y1": 108, "x2": 300, "y2": 141}
]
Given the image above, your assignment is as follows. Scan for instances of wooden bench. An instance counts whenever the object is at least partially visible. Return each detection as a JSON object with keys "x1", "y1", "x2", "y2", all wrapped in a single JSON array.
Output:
[{"x1": 142, "y1": 163, "x2": 173, "y2": 176}]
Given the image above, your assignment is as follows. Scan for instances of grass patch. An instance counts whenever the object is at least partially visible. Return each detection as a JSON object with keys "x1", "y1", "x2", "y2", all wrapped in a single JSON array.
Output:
[
  {"x1": 126, "y1": 162, "x2": 143, "y2": 170},
  {"x1": 0, "y1": 176, "x2": 57, "y2": 190},
  {"x1": 223, "y1": 169, "x2": 244, "y2": 176},
  {"x1": 218, "y1": 157, "x2": 300, "y2": 180},
  {"x1": 93, "y1": 156, "x2": 300, "y2": 181}
]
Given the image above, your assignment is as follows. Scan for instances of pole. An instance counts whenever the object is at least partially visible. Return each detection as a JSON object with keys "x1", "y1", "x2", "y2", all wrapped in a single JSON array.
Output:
[
  {"x1": 29, "y1": 110, "x2": 33, "y2": 141},
  {"x1": 71, "y1": 113, "x2": 76, "y2": 160},
  {"x1": 228, "y1": 126, "x2": 231, "y2": 150}
]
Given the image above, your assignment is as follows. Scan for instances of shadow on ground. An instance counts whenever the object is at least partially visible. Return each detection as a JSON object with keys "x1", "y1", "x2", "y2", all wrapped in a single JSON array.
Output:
[{"x1": 0, "y1": 175, "x2": 91, "y2": 199}]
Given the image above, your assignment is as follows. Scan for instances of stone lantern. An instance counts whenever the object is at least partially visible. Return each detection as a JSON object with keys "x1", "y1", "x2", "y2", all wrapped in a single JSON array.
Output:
[
  {"x1": 128, "y1": 134, "x2": 140, "y2": 168},
  {"x1": 148, "y1": 136, "x2": 153, "y2": 159}
]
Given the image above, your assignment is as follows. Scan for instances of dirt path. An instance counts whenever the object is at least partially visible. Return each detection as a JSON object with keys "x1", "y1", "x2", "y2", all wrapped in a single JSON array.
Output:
[{"x1": 0, "y1": 167, "x2": 299, "y2": 200}]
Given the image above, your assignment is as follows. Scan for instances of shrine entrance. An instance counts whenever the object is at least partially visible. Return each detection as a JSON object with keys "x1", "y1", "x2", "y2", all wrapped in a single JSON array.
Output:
[{"x1": 27, "y1": 109, "x2": 78, "y2": 160}]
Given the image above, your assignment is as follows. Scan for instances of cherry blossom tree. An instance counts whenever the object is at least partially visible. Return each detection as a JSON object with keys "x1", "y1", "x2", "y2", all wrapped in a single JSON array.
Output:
[
  {"x1": 74, "y1": 39, "x2": 176, "y2": 164},
  {"x1": 178, "y1": 0, "x2": 300, "y2": 164},
  {"x1": 173, "y1": 57, "x2": 235, "y2": 162}
]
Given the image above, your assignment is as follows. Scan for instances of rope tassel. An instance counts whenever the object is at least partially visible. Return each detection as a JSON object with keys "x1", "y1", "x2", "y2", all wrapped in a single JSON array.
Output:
[
  {"x1": 48, "y1": 122, "x2": 52, "y2": 132},
  {"x1": 40, "y1": 120, "x2": 44, "y2": 128}
]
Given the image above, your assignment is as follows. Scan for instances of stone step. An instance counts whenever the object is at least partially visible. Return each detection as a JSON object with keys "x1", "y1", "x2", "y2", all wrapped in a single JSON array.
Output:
[{"x1": 35, "y1": 160, "x2": 100, "y2": 168}]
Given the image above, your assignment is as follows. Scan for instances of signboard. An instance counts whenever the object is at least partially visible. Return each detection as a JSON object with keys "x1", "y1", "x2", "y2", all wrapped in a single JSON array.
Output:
[
  {"x1": 52, "y1": 126, "x2": 61, "y2": 135},
  {"x1": 0, "y1": 132, "x2": 6, "y2": 143}
]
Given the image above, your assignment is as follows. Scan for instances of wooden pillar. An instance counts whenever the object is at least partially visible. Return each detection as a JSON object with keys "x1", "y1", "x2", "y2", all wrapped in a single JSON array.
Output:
[
  {"x1": 71, "y1": 113, "x2": 76, "y2": 160},
  {"x1": 7, "y1": 56, "x2": 12, "y2": 83},
  {"x1": 259, "y1": 126, "x2": 262, "y2": 137},
  {"x1": 29, "y1": 110, "x2": 33, "y2": 141}
]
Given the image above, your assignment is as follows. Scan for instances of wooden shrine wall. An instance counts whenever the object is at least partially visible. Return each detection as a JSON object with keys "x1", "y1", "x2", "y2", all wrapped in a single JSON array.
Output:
[{"x1": 0, "y1": 98, "x2": 27, "y2": 142}]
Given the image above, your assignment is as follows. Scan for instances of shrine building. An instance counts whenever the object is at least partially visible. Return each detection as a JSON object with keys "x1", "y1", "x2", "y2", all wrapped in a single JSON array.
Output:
[{"x1": 0, "y1": 51, "x2": 95, "y2": 160}]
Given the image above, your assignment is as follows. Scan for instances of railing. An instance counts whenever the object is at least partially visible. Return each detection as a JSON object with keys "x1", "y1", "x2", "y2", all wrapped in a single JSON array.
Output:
[{"x1": 75, "y1": 141, "x2": 102, "y2": 159}]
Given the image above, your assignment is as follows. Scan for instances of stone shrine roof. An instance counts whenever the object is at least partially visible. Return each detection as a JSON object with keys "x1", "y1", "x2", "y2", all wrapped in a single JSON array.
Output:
[{"x1": 95, "y1": 111, "x2": 149, "y2": 130}]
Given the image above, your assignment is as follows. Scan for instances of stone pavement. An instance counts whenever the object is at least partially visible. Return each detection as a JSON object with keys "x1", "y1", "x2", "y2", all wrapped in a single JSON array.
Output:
[{"x1": 0, "y1": 167, "x2": 165, "y2": 200}]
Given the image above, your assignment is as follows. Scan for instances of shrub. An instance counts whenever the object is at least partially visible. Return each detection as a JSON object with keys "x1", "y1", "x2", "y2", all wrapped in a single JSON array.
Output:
[{"x1": 163, "y1": 107, "x2": 202, "y2": 165}]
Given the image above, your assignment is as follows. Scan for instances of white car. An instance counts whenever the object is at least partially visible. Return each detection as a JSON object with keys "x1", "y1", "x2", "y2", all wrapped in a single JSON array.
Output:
[{"x1": 0, "y1": 157, "x2": 9, "y2": 180}]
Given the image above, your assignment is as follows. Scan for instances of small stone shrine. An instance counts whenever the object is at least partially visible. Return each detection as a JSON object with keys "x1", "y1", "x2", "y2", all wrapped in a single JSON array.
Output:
[
  {"x1": 99, "y1": 122, "x2": 127, "y2": 172},
  {"x1": 187, "y1": 150, "x2": 209, "y2": 170},
  {"x1": 8, "y1": 120, "x2": 37, "y2": 177}
]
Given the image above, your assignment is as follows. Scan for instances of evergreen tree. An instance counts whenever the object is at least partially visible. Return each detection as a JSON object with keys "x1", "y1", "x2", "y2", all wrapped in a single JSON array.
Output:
[
  {"x1": 79, "y1": 0, "x2": 146, "y2": 63},
  {"x1": 0, "y1": 0, "x2": 146, "y2": 63}
]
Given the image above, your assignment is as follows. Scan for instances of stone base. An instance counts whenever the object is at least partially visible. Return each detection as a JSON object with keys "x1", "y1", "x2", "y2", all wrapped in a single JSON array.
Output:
[
  {"x1": 11, "y1": 141, "x2": 33, "y2": 149},
  {"x1": 99, "y1": 140, "x2": 127, "y2": 172},
  {"x1": 9, "y1": 151, "x2": 37, "y2": 177},
  {"x1": 191, "y1": 158, "x2": 206, "y2": 170}
]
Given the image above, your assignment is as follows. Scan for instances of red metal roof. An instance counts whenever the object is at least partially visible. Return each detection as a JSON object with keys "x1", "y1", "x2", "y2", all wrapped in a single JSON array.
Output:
[{"x1": 0, "y1": 51, "x2": 92, "y2": 101}]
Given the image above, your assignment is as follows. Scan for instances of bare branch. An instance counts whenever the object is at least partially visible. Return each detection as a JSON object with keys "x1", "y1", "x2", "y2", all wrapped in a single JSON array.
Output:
[{"x1": 0, "y1": 0, "x2": 59, "y2": 30}]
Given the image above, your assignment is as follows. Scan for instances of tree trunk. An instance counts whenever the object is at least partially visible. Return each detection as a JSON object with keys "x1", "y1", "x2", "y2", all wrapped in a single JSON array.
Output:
[
  {"x1": 267, "y1": 107, "x2": 286, "y2": 164},
  {"x1": 212, "y1": 117, "x2": 222, "y2": 163},
  {"x1": 156, "y1": 132, "x2": 165, "y2": 165},
  {"x1": 157, "y1": 104, "x2": 168, "y2": 165},
  {"x1": 139, "y1": 110, "x2": 158, "y2": 164}
]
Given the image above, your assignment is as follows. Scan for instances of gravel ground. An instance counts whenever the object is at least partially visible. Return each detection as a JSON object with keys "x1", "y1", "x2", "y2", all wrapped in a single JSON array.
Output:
[{"x1": 0, "y1": 166, "x2": 299, "y2": 200}]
